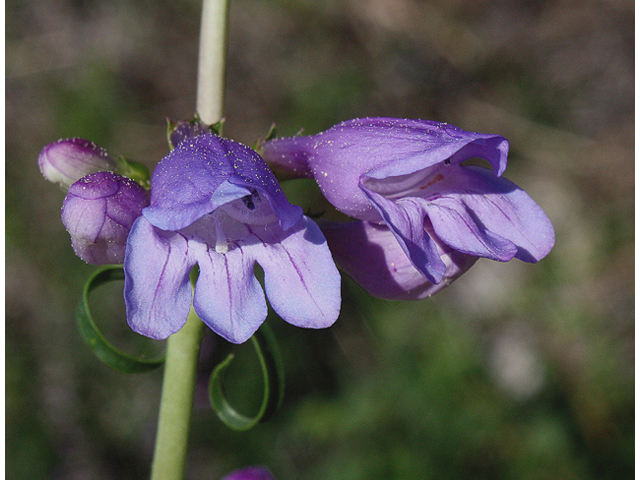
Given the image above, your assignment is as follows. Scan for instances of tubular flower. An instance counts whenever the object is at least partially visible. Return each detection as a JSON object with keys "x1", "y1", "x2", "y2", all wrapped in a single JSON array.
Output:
[
  {"x1": 38, "y1": 138, "x2": 117, "y2": 190},
  {"x1": 124, "y1": 133, "x2": 341, "y2": 344},
  {"x1": 61, "y1": 171, "x2": 150, "y2": 265},
  {"x1": 262, "y1": 117, "x2": 554, "y2": 292}
]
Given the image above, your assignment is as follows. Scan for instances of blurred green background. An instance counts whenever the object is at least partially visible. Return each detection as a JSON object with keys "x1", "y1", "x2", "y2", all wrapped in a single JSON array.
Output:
[{"x1": 6, "y1": 0, "x2": 634, "y2": 478}]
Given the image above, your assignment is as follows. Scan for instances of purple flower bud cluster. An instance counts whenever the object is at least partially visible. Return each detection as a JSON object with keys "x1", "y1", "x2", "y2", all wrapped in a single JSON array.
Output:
[
  {"x1": 40, "y1": 116, "x2": 554, "y2": 343},
  {"x1": 39, "y1": 138, "x2": 150, "y2": 265}
]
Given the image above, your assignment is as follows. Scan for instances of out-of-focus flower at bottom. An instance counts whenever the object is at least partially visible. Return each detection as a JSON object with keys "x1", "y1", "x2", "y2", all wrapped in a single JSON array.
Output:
[
  {"x1": 220, "y1": 466, "x2": 276, "y2": 480},
  {"x1": 321, "y1": 220, "x2": 478, "y2": 300},
  {"x1": 61, "y1": 171, "x2": 150, "y2": 265}
]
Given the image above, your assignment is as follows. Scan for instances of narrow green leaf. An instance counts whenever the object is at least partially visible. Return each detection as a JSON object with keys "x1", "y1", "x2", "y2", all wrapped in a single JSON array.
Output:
[
  {"x1": 208, "y1": 323, "x2": 285, "y2": 431},
  {"x1": 77, "y1": 265, "x2": 165, "y2": 373}
]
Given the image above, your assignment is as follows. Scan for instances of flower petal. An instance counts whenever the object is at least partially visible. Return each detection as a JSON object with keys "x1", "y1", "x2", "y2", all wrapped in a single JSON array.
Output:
[
  {"x1": 262, "y1": 118, "x2": 509, "y2": 220},
  {"x1": 423, "y1": 197, "x2": 519, "y2": 262},
  {"x1": 427, "y1": 166, "x2": 555, "y2": 262},
  {"x1": 145, "y1": 134, "x2": 302, "y2": 231},
  {"x1": 247, "y1": 216, "x2": 341, "y2": 329},
  {"x1": 322, "y1": 221, "x2": 478, "y2": 300},
  {"x1": 193, "y1": 245, "x2": 268, "y2": 344},
  {"x1": 124, "y1": 217, "x2": 195, "y2": 340},
  {"x1": 143, "y1": 136, "x2": 248, "y2": 230},
  {"x1": 361, "y1": 189, "x2": 447, "y2": 284}
]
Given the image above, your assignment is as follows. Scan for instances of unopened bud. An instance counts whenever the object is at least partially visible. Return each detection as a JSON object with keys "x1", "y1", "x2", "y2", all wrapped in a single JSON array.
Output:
[
  {"x1": 61, "y1": 171, "x2": 149, "y2": 265},
  {"x1": 38, "y1": 138, "x2": 116, "y2": 190}
]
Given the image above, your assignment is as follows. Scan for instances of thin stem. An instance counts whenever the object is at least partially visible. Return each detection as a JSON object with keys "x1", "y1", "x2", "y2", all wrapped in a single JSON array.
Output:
[
  {"x1": 150, "y1": 309, "x2": 204, "y2": 480},
  {"x1": 149, "y1": 0, "x2": 229, "y2": 477},
  {"x1": 196, "y1": 0, "x2": 229, "y2": 124}
]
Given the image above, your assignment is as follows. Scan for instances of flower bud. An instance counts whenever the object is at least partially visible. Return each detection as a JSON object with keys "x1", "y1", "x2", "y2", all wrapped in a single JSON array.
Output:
[
  {"x1": 38, "y1": 138, "x2": 116, "y2": 190},
  {"x1": 167, "y1": 115, "x2": 219, "y2": 150},
  {"x1": 61, "y1": 171, "x2": 149, "y2": 265}
]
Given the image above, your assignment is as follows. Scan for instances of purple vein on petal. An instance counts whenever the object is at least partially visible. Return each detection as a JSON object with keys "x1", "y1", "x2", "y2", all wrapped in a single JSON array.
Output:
[
  {"x1": 151, "y1": 242, "x2": 173, "y2": 309},
  {"x1": 283, "y1": 244, "x2": 321, "y2": 311}
]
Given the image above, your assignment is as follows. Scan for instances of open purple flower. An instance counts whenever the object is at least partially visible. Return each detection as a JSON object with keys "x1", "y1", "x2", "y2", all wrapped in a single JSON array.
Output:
[
  {"x1": 61, "y1": 171, "x2": 150, "y2": 265},
  {"x1": 124, "y1": 133, "x2": 341, "y2": 344},
  {"x1": 262, "y1": 117, "x2": 554, "y2": 290}
]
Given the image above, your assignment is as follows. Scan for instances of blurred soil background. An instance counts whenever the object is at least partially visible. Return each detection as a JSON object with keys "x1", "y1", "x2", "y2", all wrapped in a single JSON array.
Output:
[{"x1": 6, "y1": 0, "x2": 634, "y2": 479}]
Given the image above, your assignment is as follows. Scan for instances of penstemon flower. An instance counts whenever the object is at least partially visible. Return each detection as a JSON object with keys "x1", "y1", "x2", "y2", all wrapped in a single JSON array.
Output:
[
  {"x1": 262, "y1": 117, "x2": 554, "y2": 297},
  {"x1": 124, "y1": 133, "x2": 341, "y2": 344},
  {"x1": 61, "y1": 171, "x2": 150, "y2": 265}
]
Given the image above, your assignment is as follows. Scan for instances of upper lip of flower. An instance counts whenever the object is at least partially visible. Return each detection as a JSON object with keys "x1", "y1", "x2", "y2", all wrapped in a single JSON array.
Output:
[{"x1": 142, "y1": 133, "x2": 303, "y2": 233}]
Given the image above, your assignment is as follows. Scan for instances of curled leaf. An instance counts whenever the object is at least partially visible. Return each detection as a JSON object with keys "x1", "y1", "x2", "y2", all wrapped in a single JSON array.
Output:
[
  {"x1": 209, "y1": 323, "x2": 284, "y2": 431},
  {"x1": 77, "y1": 265, "x2": 165, "y2": 373}
]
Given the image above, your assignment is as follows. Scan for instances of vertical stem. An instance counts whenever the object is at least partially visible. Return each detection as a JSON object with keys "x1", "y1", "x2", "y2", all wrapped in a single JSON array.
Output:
[
  {"x1": 149, "y1": 0, "x2": 229, "y2": 477},
  {"x1": 150, "y1": 309, "x2": 204, "y2": 480},
  {"x1": 197, "y1": 0, "x2": 229, "y2": 124}
]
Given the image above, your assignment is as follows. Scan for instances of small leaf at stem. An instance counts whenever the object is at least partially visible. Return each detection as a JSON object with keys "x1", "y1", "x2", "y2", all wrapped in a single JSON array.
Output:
[{"x1": 77, "y1": 265, "x2": 165, "y2": 373}]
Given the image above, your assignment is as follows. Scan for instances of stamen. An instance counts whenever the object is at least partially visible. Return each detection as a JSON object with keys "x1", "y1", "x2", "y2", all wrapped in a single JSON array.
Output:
[
  {"x1": 214, "y1": 218, "x2": 229, "y2": 254},
  {"x1": 420, "y1": 173, "x2": 444, "y2": 189}
]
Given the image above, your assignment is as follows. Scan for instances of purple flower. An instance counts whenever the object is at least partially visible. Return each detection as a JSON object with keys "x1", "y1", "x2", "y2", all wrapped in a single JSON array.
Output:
[
  {"x1": 61, "y1": 171, "x2": 150, "y2": 265},
  {"x1": 221, "y1": 466, "x2": 276, "y2": 480},
  {"x1": 38, "y1": 138, "x2": 116, "y2": 190},
  {"x1": 124, "y1": 133, "x2": 341, "y2": 344},
  {"x1": 262, "y1": 117, "x2": 554, "y2": 289}
]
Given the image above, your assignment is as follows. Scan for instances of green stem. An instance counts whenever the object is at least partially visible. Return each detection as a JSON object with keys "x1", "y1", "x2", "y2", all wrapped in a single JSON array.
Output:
[
  {"x1": 149, "y1": 0, "x2": 228, "y2": 476},
  {"x1": 150, "y1": 309, "x2": 204, "y2": 480},
  {"x1": 196, "y1": 0, "x2": 229, "y2": 124}
]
